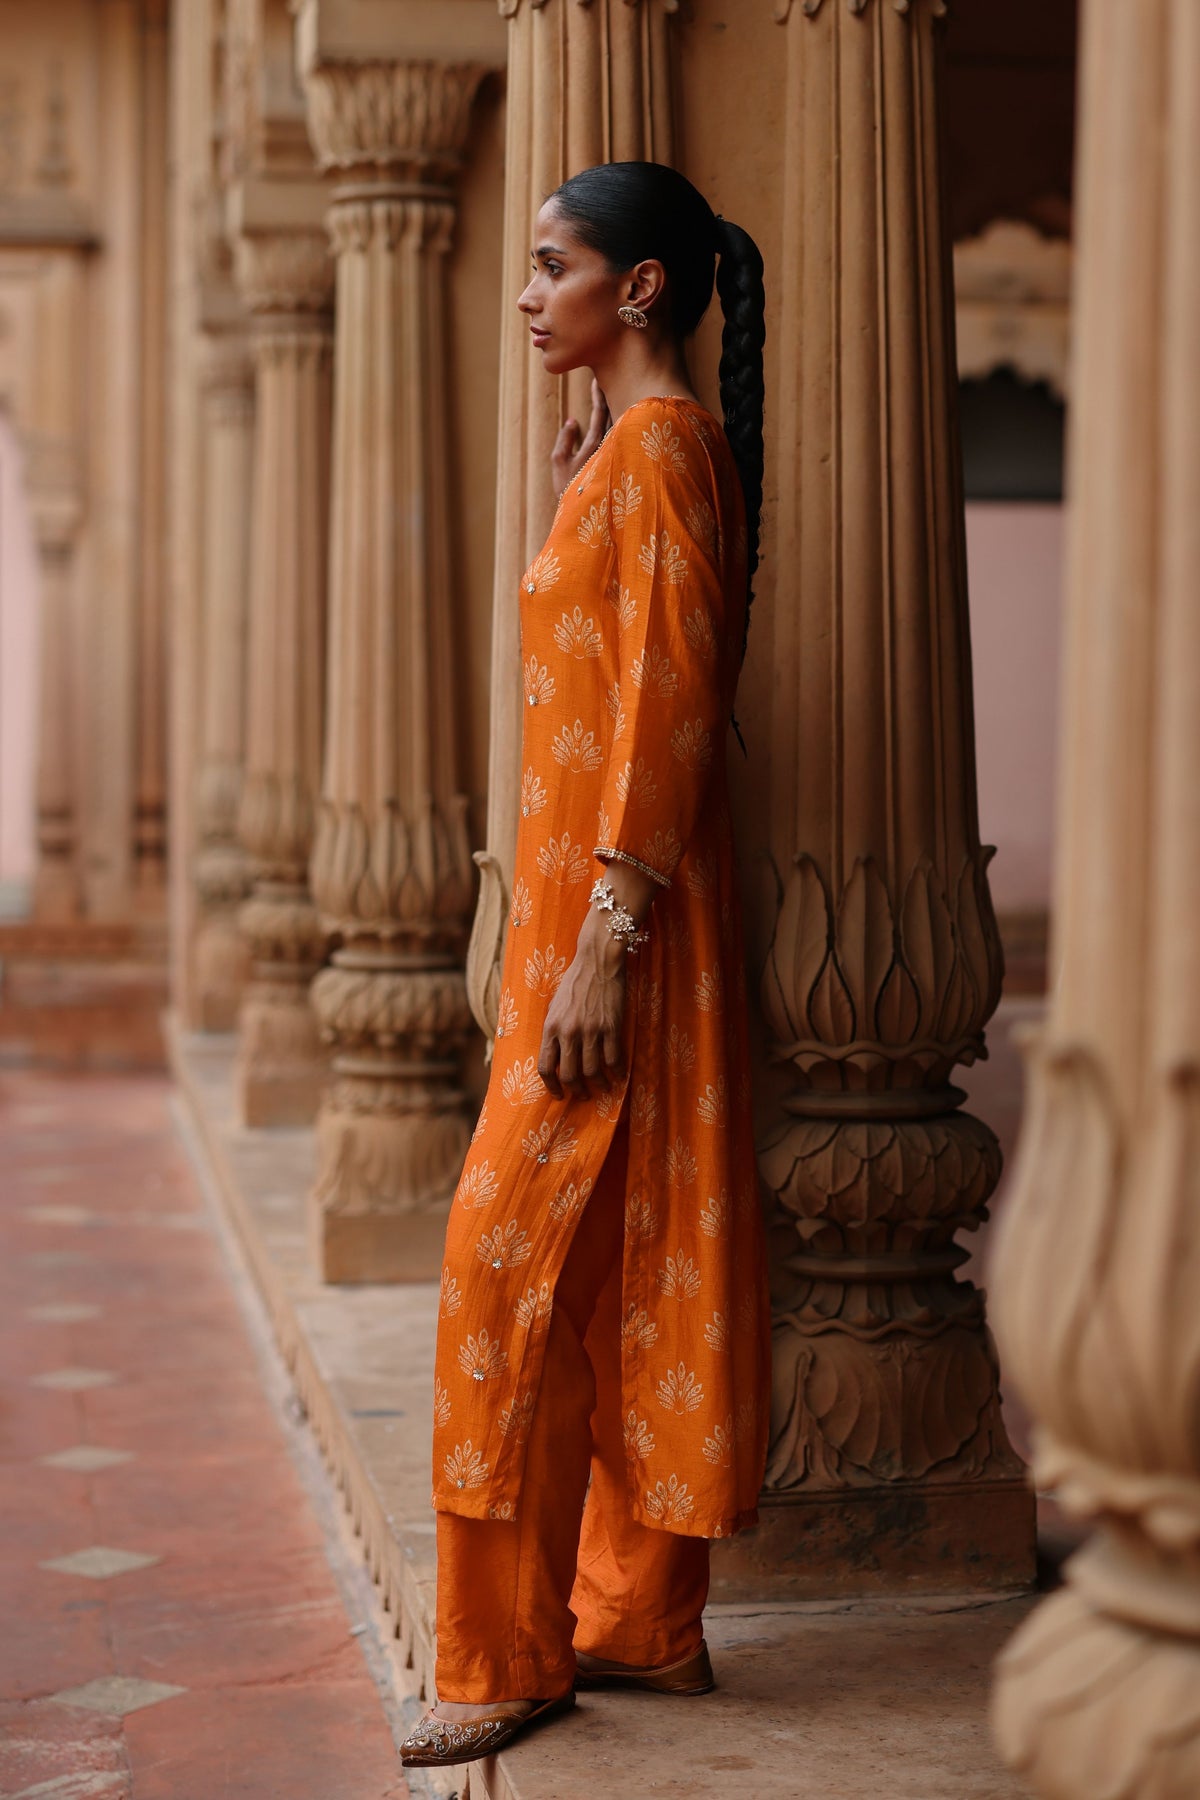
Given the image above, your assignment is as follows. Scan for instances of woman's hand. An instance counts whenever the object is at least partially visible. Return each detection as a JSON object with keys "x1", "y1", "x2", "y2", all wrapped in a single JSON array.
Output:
[
  {"x1": 538, "y1": 916, "x2": 628, "y2": 1101},
  {"x1": 552, "y1": 379, "x2": 610, "y2": 497}
]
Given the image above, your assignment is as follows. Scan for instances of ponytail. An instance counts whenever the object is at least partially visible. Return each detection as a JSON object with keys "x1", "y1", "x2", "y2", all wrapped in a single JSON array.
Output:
[{"x1": 714, "y1": 217, "x2": 766, "y2": 643}]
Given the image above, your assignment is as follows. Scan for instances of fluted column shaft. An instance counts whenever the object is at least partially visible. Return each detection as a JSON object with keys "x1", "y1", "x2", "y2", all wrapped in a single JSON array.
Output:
[
  {"x1": 303, "y1": 60, "x2": 487, "y2": 1281},
  {"x1": 192, "y1": 337, "x2": 256, "y2": 1030},
  {"x1": 467, "y1": 0, "x2": 678, "y2": 1039},
  {"x1": 32, "y1": 518, "x2": 82, "y2": 921},
  {"x1": 233, "y1": 230, "x2": 333, "y2": 1126},
  {"x1": 739, "y1": 0, "x2": 1031, "y2": 1595},
  {"x1": 991, "y1": 1, "x2": 1200, "y2": 1790}
]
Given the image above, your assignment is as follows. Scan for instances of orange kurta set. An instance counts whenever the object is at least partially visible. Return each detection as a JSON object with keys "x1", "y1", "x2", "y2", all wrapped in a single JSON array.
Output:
[{"x1": 433, "y1": 396, "x2": 770, "y2": 1699}]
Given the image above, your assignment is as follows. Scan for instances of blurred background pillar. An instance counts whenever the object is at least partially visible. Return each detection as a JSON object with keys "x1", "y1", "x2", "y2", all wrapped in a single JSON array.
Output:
[
  {"x1": 231, "y1": 218, "x2": 333, "y2": 1125},
  {"x1": 297, "y1": 1, "x2": 503, "y2": 1280},
  {"x1": 991, "y1": 0, "x2": 1200, "y2": 1788},
  {"x1": 191, "y1": 332, "x2": 255, "y2": 1031}
]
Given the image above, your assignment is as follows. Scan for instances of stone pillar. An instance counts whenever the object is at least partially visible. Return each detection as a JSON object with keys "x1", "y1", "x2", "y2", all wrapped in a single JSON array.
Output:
[
  {"x1": 991, "y1": 1, "x2": 1200, "y2": 1789},
  {"x1": 132, "y1": 0, "x2": 170, "y2": 912},
  {"x1": 300, "y1": 54, "x2": 489, "y2": 1280},
  {"x1": 232, "y1": 226, "x2": 333, "y2": 1125},
  {"x1": 727, "y1": 0, "x2": 1033, "y2": 1596},
  {"x1": 32, "y1": 515, "x2": 82, "y2": 921},
  {"x1": 192, "y1": 334, "x2": 255, "y2": 1031},
  {"x1": 466, "y1": 0, "x2": 678, "y2": 1039}
]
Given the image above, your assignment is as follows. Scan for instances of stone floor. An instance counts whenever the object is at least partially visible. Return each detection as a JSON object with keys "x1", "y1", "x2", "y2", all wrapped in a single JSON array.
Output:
[{"x1": 0, "y1": 1067, "x2": 410, "y2": 1800}]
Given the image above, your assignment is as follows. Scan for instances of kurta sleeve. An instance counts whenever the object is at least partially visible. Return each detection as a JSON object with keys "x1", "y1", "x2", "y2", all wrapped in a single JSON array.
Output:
[{"x1": 594, "y1": 406, "x2": 733, "y2": 888}]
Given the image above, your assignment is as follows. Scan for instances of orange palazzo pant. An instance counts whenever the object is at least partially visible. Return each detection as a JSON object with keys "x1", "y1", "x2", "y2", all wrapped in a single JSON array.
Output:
[{"x1": 434, "y1": 1117, "x2": 711, "y2": 1703}]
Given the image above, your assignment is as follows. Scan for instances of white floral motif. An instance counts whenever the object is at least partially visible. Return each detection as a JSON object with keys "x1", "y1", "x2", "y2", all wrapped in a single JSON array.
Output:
[
  {"x1": 683, "y1": 607, "x2": 718, "y2": 659},
  {"x1": 577, "y1": 499, "x2": 612, "y2": 548},
  {"x1": 695, "y1": 968, "x2": 724, "y2": 1012},
  {"x1": 489, "y1": 1501, "x2": 516, "y2": 1521},
  {"x1": 596, "y1": 802, "x2": 612, "y2": 845},
  {"x1": 549, "y1": 1176, "x2": 593, "y2": 1221},
  {"x1": 520, "y1": 1120, "x2": 578, "y2": 1164},
  {"x1": 521, "y1": 767, "x2": 549, "y2": 817},
  {"x1": 631, "y1": 644, "x2": 679, "y2": 698},
  {"x1": 495, "y1": 987, "x2": 519, "y2": 1040},
  {"x1": 623, "y1": 1411, "x2": 656, "y2": 1460},
  {"x1": 637, "y1": 532, "x2": 689, "y2": 585},
  {"x1": 553, "y1": 606, "x2": 603, "y2": 658},
  {"x1": 523, "y1": 656, "x2": 556, "y2": 705},
  {"x1": 514, "y1": 1282, "x2": 554, "y2": 1330},
  {"x1": 457, "y1": 1160, "x2": 500, "y2": 1211},
  {"x1": 700, "y1": 1190, "x2": 731, "y2": 1238},
  {"x1": 621, "y1": 1305, "x2": 659, "y2": 1349},
  {"x1": 501, "y1": 1055, "x2": 543, "y2": 1105},
  {"x1": 433, "y1": 1377, "x2": 451, "y2": 1428},
  {"x1": 664, "y1": 1138, "x2": 697, "y2": 1187},
  {"x1": 476, "y1": 1220, "x2": 532, "y2": 1270},
  {"x1": 605, "y1": 683, "x2": 626, "y2": 736},
  {"x1": 664, "y1": 913, "x2": 692, "y2": 961},
  {"x1": 686, "y1": 854, "x2": 717, "y2": 899},
  {"x1": 635, "y1": 972, "x2": 664, "y2": 1022},
  {"x1": 704, "y1": 1311, "x2": 729, "y2": 1352},
  {"x1": 524, "y1": 943, "x2": 567, "y2": 996},
  {"x1": 524, "y1": 549, "x2": 561, "y2": 591},
  {"x1": 458, "y1": 1329, "x2": 508, "y2": 1383},
  {"x1": 666, "y1": 1025, "x2": 696, "y2": 1072},
  {"x1": 686, "y1": 498, "x2": 719, "y2": 558},
  {"x1": 444, "y1": 1441, "x2": 489, "y2": 1491},
  {"x1": 656, "y1": 1362, "x2": 704, "y2": 1415},
  {"x1": 644, "y1": 1473, "x2": 695, "y2": 1523},
  {"x1": 643, "y1": 827, "x2": 683, "y2": 878},
  {"x1": 625, "y1": 1193, "x2": 659, "y2": 1238},
  {"x1": 440, "y1": 1267, "x2": 463, "y2": 1315},
  {"x1": 640, "y1": 417, "x2": 688, "y2": 472},
  {"x1": 611, "y1": 471, "x2": 643, "y2": 526},
  {"x1": 702, "y1": 1416, "x2": 734, "y2": 1468},
  {"x1": 470, "y1": 1102, "x2": 488, "y2": 1144},
  {"x1": 615, "y1": 758, "x2": 658, "y2": 808},
  {"x1": 498, "y1": 1390, "x2": 537, "y2": 1444},
  {"x1": 536, "y1": 833, "x2": 591, "y2": 884},
  {"x1": 657, "y1": 1250, "x2": 702, "y2": 1300},
  {"x1": 509, "y1": 877, "x2": 532, "y2": 927},
  {"x1": 735, "y1": 1398, "x2": 759, "y2": 1443},
  {"x1": 551, "y1": 720, "x2": 604, "y2": 773},
  {"x1": 697, "y1": 1078, "x2": 728, "y2": 1126},
  {"x1": 671, "y1": 719, "x2": 713, "y2": 772},
  {"x1": 629, "y1": 1082, "x2": 659, "y2": 1137},
  {"x1": 605, "y1": 579, "x2": 638, "y2": 630}
]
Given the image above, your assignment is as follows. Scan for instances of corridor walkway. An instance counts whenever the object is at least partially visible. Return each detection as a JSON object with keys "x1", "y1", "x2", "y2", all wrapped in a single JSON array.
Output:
[{"x1": 0, "y1": 1069, "x2": 408, "y2": 1800}]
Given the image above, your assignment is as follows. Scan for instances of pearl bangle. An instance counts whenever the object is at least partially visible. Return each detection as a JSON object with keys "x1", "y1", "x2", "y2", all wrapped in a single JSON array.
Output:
[{"x1": 589, "y1": 877, "x2": 650, "y2": 954}]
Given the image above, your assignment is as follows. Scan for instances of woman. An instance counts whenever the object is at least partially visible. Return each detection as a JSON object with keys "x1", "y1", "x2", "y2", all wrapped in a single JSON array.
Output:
[{"x1": 400, "y1": 161, "x2": 770, "y2": 1771}]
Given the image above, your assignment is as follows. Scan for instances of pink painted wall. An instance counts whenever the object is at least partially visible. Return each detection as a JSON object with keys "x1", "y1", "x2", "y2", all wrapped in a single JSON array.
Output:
[
  {"x1": 965, "y1": 501, "x2": 1064, "y2": 916},
  {"x1": 0, "y1": 413, "x2": 40, "y2": 913}
]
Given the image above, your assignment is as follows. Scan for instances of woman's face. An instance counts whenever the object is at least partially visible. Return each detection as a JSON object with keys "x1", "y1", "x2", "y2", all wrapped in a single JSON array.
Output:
[{"x1": 517, "y1": 200, "x2": 631, "y2": 377}]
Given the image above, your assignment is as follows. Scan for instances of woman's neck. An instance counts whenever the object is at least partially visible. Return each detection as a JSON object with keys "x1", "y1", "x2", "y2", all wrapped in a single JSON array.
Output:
[{"x1": 592, "y1": 341, "x2": 700, "y2": 426}]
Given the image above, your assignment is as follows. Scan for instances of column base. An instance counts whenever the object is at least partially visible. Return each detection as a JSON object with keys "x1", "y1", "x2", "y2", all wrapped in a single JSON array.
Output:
[
  {"x1": 33, "y1": 858, "x2": 81, "y2": 923},
  {"x1": 309, "y1": 1194, "x2": 450, "y2": 1285},
  {"x1": 234, "y1": 992, "x2": 328, "y2": 1127},
  {"x1": 710, "y1": 1479, "x2": 1037, "y2": 1602},
  {"x1": 193, "y1": 914, "x2": 250, "y2": 1033}
]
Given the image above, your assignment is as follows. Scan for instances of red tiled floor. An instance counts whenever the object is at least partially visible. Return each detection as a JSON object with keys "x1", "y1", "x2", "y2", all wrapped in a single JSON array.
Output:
[{"x1": 0, "y1": 1069, "x2": 409, "y2": 1800}]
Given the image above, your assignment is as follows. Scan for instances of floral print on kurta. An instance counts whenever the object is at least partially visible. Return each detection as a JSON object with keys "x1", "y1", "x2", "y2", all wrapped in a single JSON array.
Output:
[{"x1": 432, "y1": 397, "x2": 770, "y2": 1539}]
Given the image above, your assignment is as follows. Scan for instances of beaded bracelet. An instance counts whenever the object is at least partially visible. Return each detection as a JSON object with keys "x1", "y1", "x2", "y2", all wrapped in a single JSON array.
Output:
[{"x1": 589, "y1": 877, "x2": 650, "y2": 953}]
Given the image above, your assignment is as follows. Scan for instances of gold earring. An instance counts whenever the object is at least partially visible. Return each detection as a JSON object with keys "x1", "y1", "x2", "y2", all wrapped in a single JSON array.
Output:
[{"x1": 618, "y1": 304, "x2": 649, "y2": 330}]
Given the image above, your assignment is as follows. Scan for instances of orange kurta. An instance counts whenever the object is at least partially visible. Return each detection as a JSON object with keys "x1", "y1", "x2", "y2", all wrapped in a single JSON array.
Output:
[{"x1": 432, "y1": 395, "x2": 770, "y2": 1539}]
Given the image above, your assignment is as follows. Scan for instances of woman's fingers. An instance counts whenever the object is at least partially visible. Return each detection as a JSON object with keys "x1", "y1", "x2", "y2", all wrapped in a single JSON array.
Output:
[
  {"x1": 602, "y1": 1026, "x2": 626, "y2": 1085},
  {"x1": 581, "y1": 1035, "x2": 608, "y2": 1096},
  {"x1": 537, "y1": 1034, "x2": 563, "y2": 1100},
  {"x1": 556, "y1": 1035, "x2": 585, "y2": 1099}
]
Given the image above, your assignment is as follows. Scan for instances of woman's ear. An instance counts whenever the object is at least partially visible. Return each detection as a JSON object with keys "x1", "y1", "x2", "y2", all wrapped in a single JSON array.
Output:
[{"x1": 628, "y1": 258, "x2": 667, "y2": 314}]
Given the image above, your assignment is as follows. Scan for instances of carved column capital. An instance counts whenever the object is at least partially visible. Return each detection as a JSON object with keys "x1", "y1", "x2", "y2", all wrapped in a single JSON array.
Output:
[
  {"x1": 233, "y1": 227, "x2": 334, "y2": 318},
  {"x1": 302, "y1": 58, "x2": 488, "y2": 181},
  {"x1": 773, "y1": 0, "x2": 946, "y2": 19}
]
